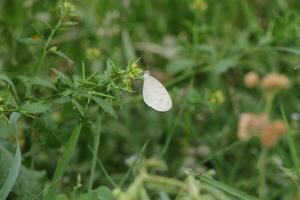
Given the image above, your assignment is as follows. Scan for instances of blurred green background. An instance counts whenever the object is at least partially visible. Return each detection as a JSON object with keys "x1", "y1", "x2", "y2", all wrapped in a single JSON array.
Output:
[{"x1": 0, "y1": 0, "x2": 300, "y2": 199}]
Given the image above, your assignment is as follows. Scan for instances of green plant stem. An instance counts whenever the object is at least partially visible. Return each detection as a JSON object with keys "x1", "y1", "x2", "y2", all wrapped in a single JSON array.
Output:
[
  {"x1": 44, "y1": 122, "x2": 82, "y2": 200},
  {"x1": 199, "y1": 175, "x2": 257, "y2": 200},
  {"x1": 88, "y1": 114, "x2": 102, "y2": 191},
  {"x1": 258, "y1": 148, "x2": 267, "y2": 200},
  {"x1": 265, "y1": 92, "x2": 275, "y2": 115},
  {"x1": 36, "y1": 15, "x2": 64, "y2": 74},
  {"x1": 160, "y1": 78, "x2": 194, "y2": 157},
  {"x1": 144, "y1": 174, "x2": 187, "y2": 191},
  {"x1": 280, "y1": 105, "x2": 300, "y2": 186},
  {"x1": 286, "y1": 128, "x2": 300, "y2": 187},
  {"x1": 257, "y1": 91, "x2": 275, "y2": 199}
]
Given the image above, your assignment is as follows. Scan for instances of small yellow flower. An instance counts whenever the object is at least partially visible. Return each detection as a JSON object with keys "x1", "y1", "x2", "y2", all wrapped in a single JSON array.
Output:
[
  {"x1": 63, "y1": 2, "x2": 76, "y2": 15},
  {"x1": 49, "y1": 46, "x2": 58, "y2": 53},
  {"x1": 130, "y1": 63, "x2": 143, "y2": 77},
  {"x1": 131, "y1": 63, "x2": 137, "y2": 69},
  {"x1": 123, "y1": 78, "x2": 132, "y2": 89},
  {"x1": 128, "y1": 72, "x2": 134, "y2": 79}
]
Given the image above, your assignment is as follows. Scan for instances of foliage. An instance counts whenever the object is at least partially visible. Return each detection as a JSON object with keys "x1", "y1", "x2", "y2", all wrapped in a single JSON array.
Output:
[{"x1": 0, "y1": 0, "x2": 300, "y2": 199}]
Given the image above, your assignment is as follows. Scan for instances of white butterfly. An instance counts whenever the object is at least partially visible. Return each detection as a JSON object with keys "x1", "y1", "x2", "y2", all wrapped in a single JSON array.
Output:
[{"x1": 142, "y1": 71, "x2": 172, "y2": 112}]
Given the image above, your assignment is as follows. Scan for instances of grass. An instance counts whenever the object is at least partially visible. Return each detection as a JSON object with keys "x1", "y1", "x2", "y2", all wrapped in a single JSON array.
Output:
[
  {"x1": 0, "y1": 144, "x2": 21, "y2": 200},
  {"x1": 44, "y1": 123, "x2": 82, "y2": 200},
  {"x1": 0, "y1": 0, "x2": 300, "y2": 199},
  {"x1": 88, "y1": 114, "x2": 102, "y2": 191}
]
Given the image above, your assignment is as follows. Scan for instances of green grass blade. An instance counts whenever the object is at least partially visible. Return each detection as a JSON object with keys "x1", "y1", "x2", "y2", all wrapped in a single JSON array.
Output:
[
  {"x1": 200, "y1": 141, "x2": 243, "y2": 164},
  {"x1": 44, "y1": 122, "x2": 83, "y2": 200},
  {"x1": 0, "y1": 144, "x2": 21, "y2": 200},
  {"x1": 91, "y1": 147, "x2": 117, "y2": 188},
  {"x1": 280, "y1": 105, "x2": 300, "y2": 182},
  {"x1": 87, "y1": 145, "x2": 117, "y2": 188},
  {"x1": 161, "y1": 78, "x2": 194, "y2": 157},
  {"x1": 199, "y1": 176, "x2": 257, "y2": 200},
  {"x1": 119, "y1": 140, "x2": 149, "y2": 188},
  {"x1": 276, "y1": 47, "x2": 300, "y2": 55},
  {"x1": 122, "y1": 30, "x2": 137, "y2": 62},
  {"x1": 0, "y1": 112, "x2": 22, "y2": 199},
  {"x1": 88, "y1": 114, "x2": 102, "y2": 191},
  {"x1": 9, "y1": 112, "x2": 21, "y2": 132}
]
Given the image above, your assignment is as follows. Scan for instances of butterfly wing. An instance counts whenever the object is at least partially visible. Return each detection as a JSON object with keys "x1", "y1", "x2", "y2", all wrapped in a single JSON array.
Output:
[{"x1": 143, "y1": 74, "x2": 172, "y2": 112}]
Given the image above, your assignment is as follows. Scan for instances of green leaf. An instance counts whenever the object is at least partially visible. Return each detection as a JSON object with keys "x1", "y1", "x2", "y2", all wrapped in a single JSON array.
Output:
[
  {"x1": 30, "y1": 77, "x2": 57, "y2": 90},
  {"x1": 0, "y1": 144, "x2": 45, "y2": 199},
  {"x1": 78, "y1": 193, "x2": 97, "y2": 200},
  {"x1": 52, "y1": 69, "x2": 72, "y2": 86},
  {"x1": 96, "y1": 186, "x2": 113, "y2": 200},
  {"x1": 0, "y1": 144, "x2": 21, "y2": 200},
  {"x1": 159, "y1": 192, "x2": 171, "y2": 200},
  {"x1": 280, "y1": 105, "x2": 300, "y2": 181},
  {"x1": 54, "y1": 96, "x2": 72, "y2": 104},
  {"x1": 166, "y1": 58, "x2": 196, "y2": 75},
  {"x1": 20, "y1": 103, "x2": 50, "y2": 114},
  {"x1": 72, "y1": 100, "x2": 85, "y2": 117},
  {"x1": 44, "y1": 123, "x2": 83, "y2": 200},
  {"x1": 0, "y1": 75, "x2": 18, "y2": 98},
  {"x1": 2, "y1": 108, "x2": 26, "y2": 200},
  {"x1": 9, "y1": 112, "x2": 21, "y2": 132},
  {"x1": 17, "y1": 37, "x2": 41, "y2": 45},
  {"x1": 0, "y1": 90, "x2": 18, "y2": 108},
  {"x1": 36, "y1": 115, "x2": 62, "y2": 148},
  {"x1": 77, "y1": 186, "x2": 113, "y2": 200},
  {"x1": 276, "y1": 47, "x2": 300, "y2": 55},
  {"x1": 199, "y1": 176, "x2": 257, "y2": 200},
  {"x1": 104, "y1": 59, "x2": 114, "y2": 80},
  {"x1": 52, "y1": 50, "x2": 74, "y2": 66},
  {"x1": 122, "y1": 30, "x2": 137, "y2": 62},
  {"x1": 56, "y1": 194, "x2": 69, "y2": 200},
  {"x1": 213, "y1": 57, "x2": 237, "y2": 74},
  {"x1": 92, "y1": 96, "x2": 116, "y2": 118}
]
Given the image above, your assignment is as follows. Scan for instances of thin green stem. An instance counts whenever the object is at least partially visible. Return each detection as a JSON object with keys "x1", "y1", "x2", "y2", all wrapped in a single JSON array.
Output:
[
  {"x1": 144, "y1": 174, "x2": 188, "y2": 191},
  {"x1": 199, "y1": 175, "x2": 257, "y2": 200},
  {"x1": 257, "y1": 91, "x2": 275, "y2": 199},
  {"x1": 160, "y1": 77, "x2": 194, "y2": 157},
  {"x1": 82, "y1": 61, "x2": 86, "y2": 80},
  {"x1": 88, "y1": 145, "x2": 117, "y2": 187},
  {"x1": 286, "y1": 129, "x2": 300, "y2": 187},
  {"x1": 264, "y1": 92, "x2": 275, "y2": 116},
  {"x1": 88, "y1": 114, "x2": 102, "y2": 191},
  {"x1": 258, "y1": 148, "x2": 267, "y2": 200},
  {"x1": 119, "y1": 140, "x2": 149, "y2": 188},
  {"x1": 280, "y1": 105, "x2": 300, "y2": 186},
  {"x1": 36, "y1": 15, "x2": 64, "y2": 74}
]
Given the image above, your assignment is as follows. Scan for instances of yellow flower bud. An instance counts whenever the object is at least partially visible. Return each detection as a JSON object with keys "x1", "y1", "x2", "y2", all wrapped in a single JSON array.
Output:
[{"x1": 49, "y1": 46, "x2": 58, "y2": 53}]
